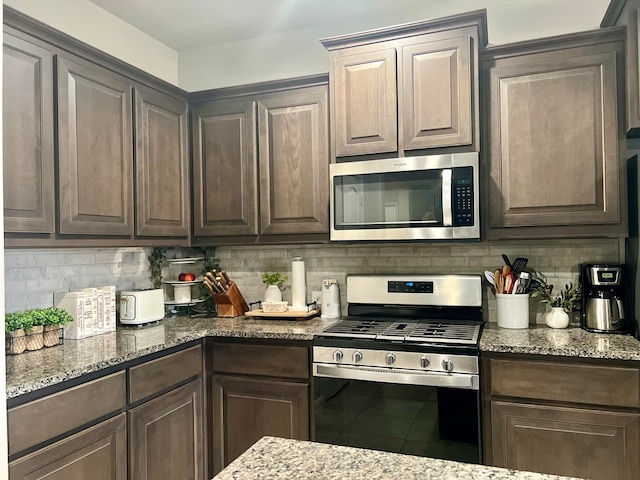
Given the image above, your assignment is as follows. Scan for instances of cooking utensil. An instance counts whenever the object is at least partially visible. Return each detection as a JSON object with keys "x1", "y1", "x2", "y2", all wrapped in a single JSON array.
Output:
[
  {"x1": 512, "y1": 257, "x2": 528, "y2": 272},
  {"x1": 495, "y1": 269, "x2": 503, "y2": 294},
  {"x1": 503, "y1": 272, "x2": 515, "y2": 294},
  {"x1": 502, "y1": 254, "x2": 512, "y2": 268},
  {"x1": 484, "y1": 270, "x2": 495, "y2": 286},
  {"x1": 517, "y1": 271, "x2": 531, "y2": 293},
  {"x1": 511, "y1": 278, "x2": 521, "y2": 294}
]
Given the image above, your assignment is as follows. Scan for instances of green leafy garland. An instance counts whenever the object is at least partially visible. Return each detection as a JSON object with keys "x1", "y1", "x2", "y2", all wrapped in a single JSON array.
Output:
[{"x1": 148, "y1": 248, "x2": 168, "y2": 289}]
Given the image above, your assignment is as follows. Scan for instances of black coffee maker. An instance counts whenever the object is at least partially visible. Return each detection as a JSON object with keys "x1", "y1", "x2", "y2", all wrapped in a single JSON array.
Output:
[{"x1": 580, "y1": 263, "x2": 627, "y2": 333}]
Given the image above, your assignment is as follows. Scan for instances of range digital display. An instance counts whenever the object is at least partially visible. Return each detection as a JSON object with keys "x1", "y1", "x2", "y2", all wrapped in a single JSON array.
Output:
[{"x1": 388, "y1": 281, "x2": 433, "y2": 293}]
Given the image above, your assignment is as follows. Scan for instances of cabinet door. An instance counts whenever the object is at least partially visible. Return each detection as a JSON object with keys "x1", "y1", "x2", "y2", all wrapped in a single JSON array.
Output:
[
  {"x1": 211, "y1": 375, "x2": 309, "y2": 474},
  {"x1": 332, "y1": 47, "x2": 397, "y2": 157},
  {"x1": 485, "y1": 42, "x2": 623, "y2": 237},
  {"x1": 401, "y1": 35, "x2": 472, "y2": 150},
  {"x1": 491, "y1": 401, "x2": 640, "y2": 480},
  {"x1": 134, "y1": 87, "x2": 189, "y2": 237},
  {"x1": 605, "y1": 2, "x2": 640, "y2": 136},
  {"x1": 191, "y1": 99, "x2": 258, "y2": 237},
  {"x1": 9, "y1": 413, "x2": 126, "y2": 480},
  {"x1": 129, "y1": 379, "x2": 204, "y2": 480},
  {"x1": 3, "y1": 32, "x2": 54, "y2": 233},
  {"x1": 57, "y1": 55, "x2": 133, "y2": 235},
  {"x1": 258, "y1": 87, "x2": 329, "y2": 235}
]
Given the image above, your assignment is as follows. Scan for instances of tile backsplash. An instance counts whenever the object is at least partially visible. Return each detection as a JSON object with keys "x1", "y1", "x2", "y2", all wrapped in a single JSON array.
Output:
[{"x1": 4, "y1": 238, "x2": 622, "y2": 323}]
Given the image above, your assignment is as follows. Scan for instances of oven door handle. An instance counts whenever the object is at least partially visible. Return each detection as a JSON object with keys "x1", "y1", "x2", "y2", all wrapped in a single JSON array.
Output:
[{"x1": 313, "y1": 363, "x2": 479, "y2": 390}]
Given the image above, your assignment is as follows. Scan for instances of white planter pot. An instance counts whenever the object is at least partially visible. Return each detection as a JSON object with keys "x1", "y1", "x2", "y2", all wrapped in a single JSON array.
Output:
[
  {"x1": 545, "y1": 307, "x2": 570, "y2": 329},
  {"x1": 264, "y1": 285, "x2": 282, "y2": 303}
]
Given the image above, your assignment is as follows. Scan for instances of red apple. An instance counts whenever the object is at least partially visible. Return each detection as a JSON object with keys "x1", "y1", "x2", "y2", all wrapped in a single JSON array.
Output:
[
  {"x1": 183, "y1": 272, "x2": 196, "y2": 282},
  {"x1": 178, "y1": 273, "x2": 187, "y2": 281}
]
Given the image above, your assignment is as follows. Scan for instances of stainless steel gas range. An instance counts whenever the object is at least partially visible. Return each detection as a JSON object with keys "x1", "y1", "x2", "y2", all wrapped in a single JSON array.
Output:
[{"x1": 313, "y1": 274, "x2": 483, "y2": 463}]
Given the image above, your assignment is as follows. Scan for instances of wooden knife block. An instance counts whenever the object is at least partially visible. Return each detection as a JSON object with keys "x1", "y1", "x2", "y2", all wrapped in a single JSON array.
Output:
[{"x1": 210, "y1": 281, "x2": 249, "y2": 317}]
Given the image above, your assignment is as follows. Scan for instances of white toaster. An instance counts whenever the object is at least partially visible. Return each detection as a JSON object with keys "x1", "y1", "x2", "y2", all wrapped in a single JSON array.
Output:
[{"x1": 120, "y1": 288, "x2": 165, "y2": 325}]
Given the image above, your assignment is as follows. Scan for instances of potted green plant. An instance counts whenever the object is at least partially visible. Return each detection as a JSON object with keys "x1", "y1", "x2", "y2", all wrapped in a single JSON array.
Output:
[
  {"x1": 532, "y1": 273, "x2": 581, "y2": 329},
  {"x1": 24, "y1": 309, "x2": 44, "y2": 351},
  {"x1": 5, "y1": 312, "x2": 27, "y2": 355},
  {"x1": 261, "y1": 272, "x2": 288, "y2": 302},
  {"x1": 40, "y1": 307, "x2": 73, "y2": 347}
]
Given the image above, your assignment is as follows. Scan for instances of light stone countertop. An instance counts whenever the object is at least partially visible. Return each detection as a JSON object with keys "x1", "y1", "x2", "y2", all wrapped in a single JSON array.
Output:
[
  {"x1": 6, "y1": 314, "x2": 339, "y2": 400},
  {"x1": 213, "y1": 436, "x2": 583, "y2": 480},
  {"x1": 480, "y1": 323, "x2": 640, "y2": 361},
  {"x1": 9, "y1": 316, "x2": 640, "y2": 400}
]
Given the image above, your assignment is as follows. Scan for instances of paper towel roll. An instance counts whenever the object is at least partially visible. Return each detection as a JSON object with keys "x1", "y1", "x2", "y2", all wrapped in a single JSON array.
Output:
[{"x1": 291, "y1": 257, "x2": 306, "y2": 308}]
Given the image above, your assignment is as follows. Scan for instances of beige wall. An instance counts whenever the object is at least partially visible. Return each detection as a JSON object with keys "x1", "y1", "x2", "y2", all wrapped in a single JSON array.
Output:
[
  {"x1": 178, "y1": 0, "x2": 611, "y2": 91},
  {"x1": 3, "y1": 0, "x2": 179, "y2": 85}
]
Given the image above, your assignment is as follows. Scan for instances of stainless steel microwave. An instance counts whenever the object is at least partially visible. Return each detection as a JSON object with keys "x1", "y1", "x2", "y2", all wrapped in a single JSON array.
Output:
[{"x1": 330, "y1": 152, "x2": 479, "y2": 241}]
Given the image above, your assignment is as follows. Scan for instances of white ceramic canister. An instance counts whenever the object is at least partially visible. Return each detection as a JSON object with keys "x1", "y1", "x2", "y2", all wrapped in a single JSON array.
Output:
[{"x1": 291, "y1": 257, "x2": 306, "y2": 308}]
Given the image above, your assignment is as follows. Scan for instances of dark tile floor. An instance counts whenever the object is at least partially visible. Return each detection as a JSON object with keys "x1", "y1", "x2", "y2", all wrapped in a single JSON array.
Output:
[{"x1": 314, "y1": 380, "x2": 479, "y2": 464}]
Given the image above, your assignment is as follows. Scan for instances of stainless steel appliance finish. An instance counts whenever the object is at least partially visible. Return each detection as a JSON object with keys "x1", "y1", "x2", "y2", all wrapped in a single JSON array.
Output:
[
  {"x1": 581, "y1": 264, "x2": 627, "y2": 333},
  {"x1": 329, "y1": 152, "x2": 479, "y2": 241},
  {"x1": 313, "y1": 274, "x2": 483, "y2": 462},
  {"x1": 347, "y1": 274, "x2": 482, "y2": 307}
]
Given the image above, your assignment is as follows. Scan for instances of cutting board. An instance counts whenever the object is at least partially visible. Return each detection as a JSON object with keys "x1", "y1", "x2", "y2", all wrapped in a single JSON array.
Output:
[{"x1": 245, "y1": 309, "x2": 320, "y2": 320}]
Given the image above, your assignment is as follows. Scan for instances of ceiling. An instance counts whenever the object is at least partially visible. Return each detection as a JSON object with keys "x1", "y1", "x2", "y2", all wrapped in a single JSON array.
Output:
[{"x1": 88, "y1": 0, "x2": 614, "y2": 51}]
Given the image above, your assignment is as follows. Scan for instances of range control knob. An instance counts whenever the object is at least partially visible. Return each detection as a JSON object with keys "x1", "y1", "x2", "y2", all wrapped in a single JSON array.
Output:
[
  {"x1": 333, "y1": 350, "x2": 344, "y2": 362},
  {"x1": 442, "y1": 358, "x2": 454, "y2": 373},
  {"x1": 420, "y1": 356, "x2": 430, "y2": 368},
  {"x1": 385, "y1": 353, "x2": 396, "y2": 365},
  {"x1": 352, "y1": 351, "x2": 363, "y2": 363}
]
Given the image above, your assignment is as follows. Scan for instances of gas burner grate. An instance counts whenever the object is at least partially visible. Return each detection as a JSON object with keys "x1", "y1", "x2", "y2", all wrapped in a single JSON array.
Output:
[
  {"x1": 406, "y1": 322, "x2": 480, "y2": 345},
  {"x1": 321, "y1": 319, "x2": 481, "y2": 345},
  {"x1": 322, "y1": 319, "x2": 394, "y2": 339}
]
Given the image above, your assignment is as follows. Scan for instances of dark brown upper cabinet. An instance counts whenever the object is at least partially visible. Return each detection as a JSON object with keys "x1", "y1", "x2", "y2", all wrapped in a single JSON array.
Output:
[
  {"x1": 481, "y1": 29, "x2": 627, "y2": 240},
  {"x1": 134, "y1": 86, "x2": 189, "y2": 237},
  {"x1": 257, "y1": 86, "x2": 329, "y2": 236},
  {"x1": 57, "y1": 54, "x2": 134, "y2": 236},
  {"x1": 190, "y1": 75, "x2": 329, "y2": 245},
  {"x1": 4, "y1": 7, "x2": 190, "y2": 247},
  {"x1": 3, "y1": 32, "x2": 54, "y2": 234},
  {"x1": 602, "y1": 0, "x2": 640, "y2": 137},
  {"x1": 321, "y1": 10, "x2": 487, "y2": 161},
  {"x1": 191, "y1": 98, "x2": 259, "y2": 238}
]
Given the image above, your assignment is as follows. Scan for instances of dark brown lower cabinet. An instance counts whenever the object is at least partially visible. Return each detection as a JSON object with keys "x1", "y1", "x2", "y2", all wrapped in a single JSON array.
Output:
[
  {"x1": 129, "y1": 378, "x2": 204, "y2": 480},
  {"x1": 491, "y1": 401, "x2": 640, "y2": 480},
  {"x1": 9, "y1": 413, "x2": 127, "y2": 480},
  {"x1": 483, "y1": 353, "x2": 640, "y2": 480},
  {"x1": 211, "y1": 375, "x2": 309, "y2": 474}
]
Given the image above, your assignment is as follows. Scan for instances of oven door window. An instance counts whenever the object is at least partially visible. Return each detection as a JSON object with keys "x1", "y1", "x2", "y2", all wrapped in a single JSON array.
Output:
[
  {"x1": 333, "y1": 170, "x2": 444, "y2": 231},
  {"x1": 314, "y1": 378, "x2": 480, "y2": 463}
]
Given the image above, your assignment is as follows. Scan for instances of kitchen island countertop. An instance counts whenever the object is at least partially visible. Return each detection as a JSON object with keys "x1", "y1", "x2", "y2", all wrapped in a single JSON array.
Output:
[
  {"x1": 213, "y1": 436, "x2": 582, "y2": 480},
  {"x1": 480, "y1": 323, "x2": 640, "y2": 361},
  {"x1": 6, "y1": 314, "x2": 338, "y2": 399}
]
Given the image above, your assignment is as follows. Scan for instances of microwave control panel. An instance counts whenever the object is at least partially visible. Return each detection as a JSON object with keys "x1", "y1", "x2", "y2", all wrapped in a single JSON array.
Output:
[{"x1": 452, "y1": 167, "x2": 474, "y2": 226}]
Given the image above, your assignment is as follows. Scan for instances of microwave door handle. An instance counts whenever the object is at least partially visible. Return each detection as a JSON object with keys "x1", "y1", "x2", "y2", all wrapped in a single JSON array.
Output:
[{"x1": 442, "y1": 169, "x2": 452, "y2": 226}]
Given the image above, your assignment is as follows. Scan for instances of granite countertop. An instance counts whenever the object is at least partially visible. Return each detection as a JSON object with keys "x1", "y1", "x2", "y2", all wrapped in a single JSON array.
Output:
[
  {"x1": 480, "y1": 323, "x2": 640, "y2": 361},
  {"x1": 6, "y1": 314, "x2": 339, "y2": 399},
  {"x1": 214, "y1": 436, "x2": 582, "y2": 480},
  {"x1": 9, "y1": 315, "x2": 640, "y2": 400}
]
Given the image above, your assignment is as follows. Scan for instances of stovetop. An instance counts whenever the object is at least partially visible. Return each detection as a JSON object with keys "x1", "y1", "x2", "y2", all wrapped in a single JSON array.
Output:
[{"x1": 319, "y1": 318, "x2": 481, "y2": 345}]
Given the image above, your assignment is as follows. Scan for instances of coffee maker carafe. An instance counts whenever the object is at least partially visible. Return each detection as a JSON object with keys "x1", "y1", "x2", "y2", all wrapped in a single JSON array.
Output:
[{"x1": 580, "y1": 264, "x2": 626, "y2": 333}]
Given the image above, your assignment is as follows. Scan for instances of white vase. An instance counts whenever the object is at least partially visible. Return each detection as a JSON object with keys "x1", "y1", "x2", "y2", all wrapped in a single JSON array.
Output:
[
  {"x1": 545, "y1": 307, "x2": 570, "y2": 329},
  {"x1": 264, "y1": 285, "x2": 282, "y2": 302}
]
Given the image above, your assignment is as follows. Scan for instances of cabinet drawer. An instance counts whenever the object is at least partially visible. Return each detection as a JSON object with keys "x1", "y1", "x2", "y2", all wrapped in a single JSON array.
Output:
[
  {"x1": 211, "y1": 343, "x2": 309, "y2": 380},
  {"x1": 8, "y1": 371, "x2": 126, "y2": 456},
  {"x1": 489, "y1": 358, "x2": 640, "y2": 408},
  {"x1": 129, "y1": 345, "x2": 202, "y2": 403}
]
